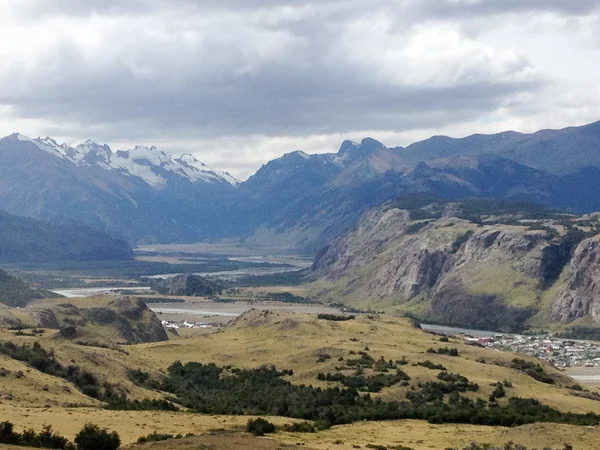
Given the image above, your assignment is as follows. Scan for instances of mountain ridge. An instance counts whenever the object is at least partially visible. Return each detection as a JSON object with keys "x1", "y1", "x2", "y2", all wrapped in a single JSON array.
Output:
[
  {"x1": 311, "y1": 194, "x2": 600, "y2": 331},
  {"x1": 2, "y1": 119, "x2": 600, "y2": 249}
]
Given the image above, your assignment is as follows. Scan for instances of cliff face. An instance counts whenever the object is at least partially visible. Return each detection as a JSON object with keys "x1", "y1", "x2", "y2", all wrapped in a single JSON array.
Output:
[
  {"x1": 313, "y1": 197, "x2": 600, "y2": 331},
  {"x1": 552, "y1": 236, "x2": 600, "y2": 323}
]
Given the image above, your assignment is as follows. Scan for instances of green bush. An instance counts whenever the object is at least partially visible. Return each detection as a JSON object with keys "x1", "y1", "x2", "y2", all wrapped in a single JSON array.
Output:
[
  {"x1": 74, "y1": 424, "x2": 120, "y2": 450},
  {"x1": 246, "y1": 418, "x2": 275, "y2": 436},
  {"x1": 511, "y1": 359, "x2": 554, "y2": 384},
  {"x1": 0, "y1": 422, "x2": 73, "y2": 449},
  {"x1": 282, "y1": 422, "x2": 316, "y2": 433},
  {"x1": 136, "y1": 432, "x2": 175, "y2": 444},
  {"x1": 414, "y1": 361, "x2": 447, "y2": 371}
]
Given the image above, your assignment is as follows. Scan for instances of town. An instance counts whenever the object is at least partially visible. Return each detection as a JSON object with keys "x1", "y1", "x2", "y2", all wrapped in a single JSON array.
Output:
[{"x1": 468, "y1": 334, "x2": 600, "y2": 368}]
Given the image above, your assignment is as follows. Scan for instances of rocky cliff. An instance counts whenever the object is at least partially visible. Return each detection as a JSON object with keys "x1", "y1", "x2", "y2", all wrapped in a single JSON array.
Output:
[{"x1": 312, "y1": 196, "x2": 600, "y2": 331}]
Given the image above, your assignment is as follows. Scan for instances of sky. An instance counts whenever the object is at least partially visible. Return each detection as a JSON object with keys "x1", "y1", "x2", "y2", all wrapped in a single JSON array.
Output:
[{"x1": 0, "y1": 1, "x2": 599, "y2": 180}]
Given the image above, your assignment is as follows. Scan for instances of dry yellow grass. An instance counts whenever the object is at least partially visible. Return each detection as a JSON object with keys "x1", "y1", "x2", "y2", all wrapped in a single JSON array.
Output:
[
  {"x1": 130, "y1": 311, "x2": 600, "y2": 415},
  {"x1": 2, "y1": 309, "x2": 600, "y2": 449}
]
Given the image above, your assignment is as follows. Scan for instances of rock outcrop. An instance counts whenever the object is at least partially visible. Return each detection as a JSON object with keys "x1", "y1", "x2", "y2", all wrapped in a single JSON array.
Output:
[
  {"x1": 4, "y1": 296, "x2": 168, "y2": 344},
  {"x1": 313, "y1": 196, "x2": 600, "y2": 330},
  {"x1": 552, "y1": 236, "x2": 600, "y2": 323}
]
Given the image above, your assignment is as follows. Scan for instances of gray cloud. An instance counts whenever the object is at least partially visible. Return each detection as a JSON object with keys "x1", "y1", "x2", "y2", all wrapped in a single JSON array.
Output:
[{"x1": 0, "y1": 0, "x2": 598, "y2": 178}]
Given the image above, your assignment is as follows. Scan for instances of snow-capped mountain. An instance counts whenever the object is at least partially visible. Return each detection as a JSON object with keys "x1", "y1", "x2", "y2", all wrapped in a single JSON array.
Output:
[{"x1": 15, "y1": 133, "x2": 238, "y2": 188}]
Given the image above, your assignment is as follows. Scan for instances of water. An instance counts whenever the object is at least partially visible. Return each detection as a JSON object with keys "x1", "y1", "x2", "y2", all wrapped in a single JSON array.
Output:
[
  {"x1": 148, "y1": 302, "x2": 343, "y2": 319},
  {"x1": 420, "y1": 323, "x2": 507, "y2": 338},
  {"x1": 51, "y1": 287, "x2": 151, "y2": 298}
]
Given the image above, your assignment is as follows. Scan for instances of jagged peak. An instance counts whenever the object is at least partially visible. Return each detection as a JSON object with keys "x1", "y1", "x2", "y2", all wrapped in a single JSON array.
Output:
[{"x1": 2, "y1": 133, "x2": 238, "y2": 187}]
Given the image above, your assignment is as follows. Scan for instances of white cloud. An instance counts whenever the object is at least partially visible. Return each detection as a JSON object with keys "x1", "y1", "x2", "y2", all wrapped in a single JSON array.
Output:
[{"x1": 0, "y1": 1, "x2": 598, "y2": 179}]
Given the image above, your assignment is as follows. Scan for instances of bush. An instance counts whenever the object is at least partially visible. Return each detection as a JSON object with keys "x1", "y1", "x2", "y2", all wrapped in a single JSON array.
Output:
[
  {"x1": 414, "y1": 361, "x2": 447, "y2": 371},
  {"x1": 427, "y1": 347, "x2": 459, "y2": 357},
  {"x1": 74, "y1": 424, "x2": 120, "y2": 450},
  {"x1": 0, "y1": 422, "x2": 73, "y2": 449},
  {"x1": 511, "y1": 359, "x2": 554, "y2": 384},
  {"x1": 136, "y1": 433, "x2": 175, "y2": 444},
  {"x1": 246, "y1": 418, "x2": 275, "y2": 436},
  {"x1": 282, "y1": 422, "x2": 316, "y2": 433},
  {"x1": 317, "y1": 314, "x2": 355, "y2": 321}
]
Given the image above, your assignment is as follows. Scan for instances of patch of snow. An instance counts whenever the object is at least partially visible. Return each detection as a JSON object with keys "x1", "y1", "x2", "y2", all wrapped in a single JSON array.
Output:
[{"x1": 11, "y1": 133, "x2": 238, "y2": 188}]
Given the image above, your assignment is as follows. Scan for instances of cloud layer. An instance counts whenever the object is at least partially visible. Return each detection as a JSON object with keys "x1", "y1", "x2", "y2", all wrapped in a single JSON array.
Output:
[{"x1": 0, "y1": 0, "x2": 599, "y2": 178}]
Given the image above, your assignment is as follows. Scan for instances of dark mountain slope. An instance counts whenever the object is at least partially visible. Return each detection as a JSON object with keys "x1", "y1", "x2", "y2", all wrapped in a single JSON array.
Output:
[
  {"x1": 403, "y1": 120, "x2": 600, "y2": 175},
  {"x1": 0, "y1": 210, "x2": 133, "y2": 262}
]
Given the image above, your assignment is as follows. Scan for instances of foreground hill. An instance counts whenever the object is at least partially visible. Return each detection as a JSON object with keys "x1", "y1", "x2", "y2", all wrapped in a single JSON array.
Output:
[
  {"x1": 0, "y1": 295, "x2": 168, "y2": 343},
  {"x1": 312, "y1": 195, "x2": 600, "y2": 332},
  {"x1": 1, "y1": 309, "x2": 600, "y2": 449}
]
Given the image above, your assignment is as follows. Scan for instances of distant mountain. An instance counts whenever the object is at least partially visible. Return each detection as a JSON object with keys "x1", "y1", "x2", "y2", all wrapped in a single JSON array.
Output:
[
  {"x1": 1, "y1": 120, "x2": 600, "y2": 251},
  {"x1": 148, "y1": 273, "x2": 222, "y2": 297},
  {"x1": 0, "y1": 210, "x2": 133, "y2": 262},
  {"x1": 402, "y1": 120, "x2": 600, "y2": 175},
  {"x1": 0, "y1": 134, "x2": 238, "y2": 243}
]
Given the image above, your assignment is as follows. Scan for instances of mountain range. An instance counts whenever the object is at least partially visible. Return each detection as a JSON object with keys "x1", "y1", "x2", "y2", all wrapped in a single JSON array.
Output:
[{"x1": 1, "y1": 120, "x2": 600, "y2": 251}]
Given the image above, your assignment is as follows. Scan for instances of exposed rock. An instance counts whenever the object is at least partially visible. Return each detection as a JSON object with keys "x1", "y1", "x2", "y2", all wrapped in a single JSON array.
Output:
[
  {"x1": 313, "y1": 196, "x2": 600, "y2": 330},
  {"x1": 552, "y1": 236, "x2": 600, "y2": 323}
]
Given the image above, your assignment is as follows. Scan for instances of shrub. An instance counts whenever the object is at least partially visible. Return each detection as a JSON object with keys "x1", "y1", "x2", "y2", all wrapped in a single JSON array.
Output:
[
  {"x1": 511, "y1": 359, "x2": 554, "y2": 384},
  {"x1": 136, "y1": 433, "x2": 175, "y2": 444},
  {"x1": 414, "y1": 361, "x2": 447, "y2": 371},
  {"x1": 282, "y1": 422, "x2": 316, "y2": 433},
  {"x1": 0, "y1": 422, "x2": 73, "y2": 450},
  {"x1": 317, "y1": 314, "x2": 355, "y2": 321},
  {"x1": 74, "y1": 424, "x2": 120, "y2": 450},
  {"x1": 246, "y1": 418, "x2": 275, "y2": 436}
]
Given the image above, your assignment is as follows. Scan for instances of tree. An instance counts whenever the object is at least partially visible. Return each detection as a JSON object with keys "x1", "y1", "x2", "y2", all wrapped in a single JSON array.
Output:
[{"x1": 74, "y1": 424, "x2": 120, "y2": 450}]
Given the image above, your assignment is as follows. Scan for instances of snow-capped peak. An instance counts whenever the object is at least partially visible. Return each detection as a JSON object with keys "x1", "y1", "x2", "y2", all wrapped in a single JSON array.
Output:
[
  {"x1": 9, "y1": 134, "x2": 238, "y2": 188},
  {"x1": 174, "y1": 153, "x2": 240, "y2": 186}
]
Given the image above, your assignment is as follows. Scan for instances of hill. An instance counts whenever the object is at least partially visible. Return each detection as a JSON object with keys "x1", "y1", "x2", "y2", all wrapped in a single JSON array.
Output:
[
  {"x1": 147, "y1": 273, "x2": 222, "y2": 296},
  {"x1": 0, "y1": 295, "x2": 168, "y2": 344},
  {"x1": 0, "y1": 268, "x2": 54, "y2": 307},
  {"x1": 1, "y1": 310, "x2": 600, "y2": 449},
  {"x1": 311, "y1": 195, "x2": 600, "y2": 332},
  {"x1": 0, "y1": 210, "x2": 133, "y2": 263}
]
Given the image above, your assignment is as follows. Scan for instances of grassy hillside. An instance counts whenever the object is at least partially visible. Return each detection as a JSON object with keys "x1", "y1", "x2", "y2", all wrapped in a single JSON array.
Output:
[{"x1": 2, "y1": 308, "x2": 600, "y2": 449}]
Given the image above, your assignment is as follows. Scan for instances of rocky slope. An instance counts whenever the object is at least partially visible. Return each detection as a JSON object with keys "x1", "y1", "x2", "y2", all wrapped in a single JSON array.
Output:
[
  {"x1": 312, "y1": 195, "x2": 600, "y2": 331},
  {"x1": 0, "y1": 295, "x2": 168, "y2": 344}
]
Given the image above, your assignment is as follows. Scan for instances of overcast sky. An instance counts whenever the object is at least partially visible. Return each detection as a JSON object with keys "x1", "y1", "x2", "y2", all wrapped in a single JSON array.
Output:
[{"x1": 1, "y1": 1, "x2": 599, "y2": 179}]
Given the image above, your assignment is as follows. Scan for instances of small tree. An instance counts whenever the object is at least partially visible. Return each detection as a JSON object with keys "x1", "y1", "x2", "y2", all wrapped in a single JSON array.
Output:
[
  {"x1": 246, "y1": 418, "x2": 275, "y2": 436},
  {"x1": 74, "y1": 424, "x2": 120, "y2": 450}
]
